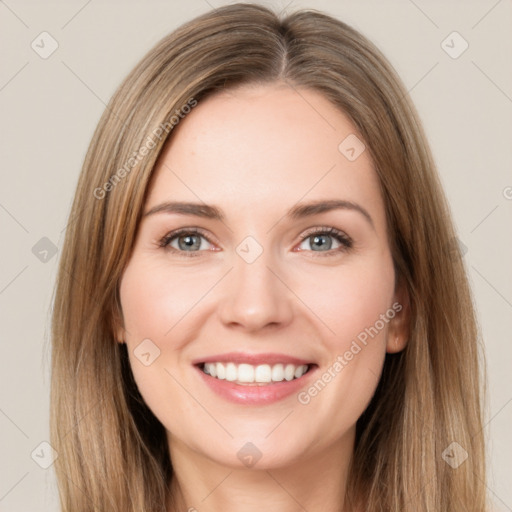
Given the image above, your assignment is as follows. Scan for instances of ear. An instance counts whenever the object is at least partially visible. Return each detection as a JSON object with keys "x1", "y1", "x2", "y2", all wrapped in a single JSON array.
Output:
[
  {"x1": 386, "y1": 277, "x2": 410, "y2": 354},
  {"x1": 111, "y1": 297, "x2": 126, "y2": 344},
  {"x1": 115, "y1": 325, "x2": 126, "y2": 344}
]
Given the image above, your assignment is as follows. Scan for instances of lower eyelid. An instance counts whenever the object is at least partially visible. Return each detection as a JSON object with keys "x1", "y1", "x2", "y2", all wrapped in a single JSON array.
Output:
[{"x1": 159, "y1": 228, "x2": 352, "y2": 255}]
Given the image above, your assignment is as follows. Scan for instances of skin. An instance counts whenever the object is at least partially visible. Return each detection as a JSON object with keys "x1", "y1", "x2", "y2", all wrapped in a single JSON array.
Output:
[{"x1": 117, "y1": 82, "x2": 409, "y2": 512}]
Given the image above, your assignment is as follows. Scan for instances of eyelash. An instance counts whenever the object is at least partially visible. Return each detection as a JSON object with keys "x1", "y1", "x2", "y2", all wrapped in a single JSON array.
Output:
[{"x1": 158, "y1": 226, "x2": 353, "y2": 258}]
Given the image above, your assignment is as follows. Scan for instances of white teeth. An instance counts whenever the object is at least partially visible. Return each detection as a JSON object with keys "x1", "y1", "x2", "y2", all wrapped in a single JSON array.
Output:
[
  {"x1": 271, "y1": 364, "x2": 284, "y2": 382},
  {"x1": 215, "y1": 362, "x2": 225, "y2": 379},
  {"x1": 238, "y1": 364, "x2": 254, "y2": 383},
  {"x1": 208, "y1": 363, "x2": 217, "y2": 378},
  {"x1": 255, "y1": 364, "x2": 272, "y2": 383},
  {"x1": 225, "y1": 362, "x2": 237, "y2": 382},
  {"x1": 202, "y1": 362, "x2": 309, "y2": 384},
  {"x1": 285, "y1": 364, "x2": 296, "y2": 381}
]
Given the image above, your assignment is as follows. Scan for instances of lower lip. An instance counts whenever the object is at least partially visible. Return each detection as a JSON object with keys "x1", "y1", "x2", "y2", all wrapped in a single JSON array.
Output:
[{"x1": 195, "y1": 365, "x2": 317, "y2": 405}]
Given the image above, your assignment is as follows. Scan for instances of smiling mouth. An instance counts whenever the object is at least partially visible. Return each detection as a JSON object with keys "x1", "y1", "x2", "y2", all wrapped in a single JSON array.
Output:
[{"x1": 197, "y1": 362, "x2": 316, "y2": 386}]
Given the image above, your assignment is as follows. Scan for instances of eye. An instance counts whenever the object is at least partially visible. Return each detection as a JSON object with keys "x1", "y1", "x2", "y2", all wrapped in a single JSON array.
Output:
[
  {"x1": 158, "y1": 226, "x2": 353, "y2": 258},
  {"x1": 158, "y1": 228, "x2": 215, "y2": 257},
  {"x1": 296, "y1": 226, "x2": 353, "y2": 256}
]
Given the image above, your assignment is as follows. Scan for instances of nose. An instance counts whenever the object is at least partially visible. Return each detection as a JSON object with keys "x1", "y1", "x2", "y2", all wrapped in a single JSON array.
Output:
[{"x1": 217, "y1": 247, "x2": 294, "y2": 332}]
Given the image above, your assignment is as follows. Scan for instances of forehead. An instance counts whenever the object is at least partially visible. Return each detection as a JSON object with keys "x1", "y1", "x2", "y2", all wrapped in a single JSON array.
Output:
[{"x1": 145, "y1": 83, "x2": 385, "y2": 231}]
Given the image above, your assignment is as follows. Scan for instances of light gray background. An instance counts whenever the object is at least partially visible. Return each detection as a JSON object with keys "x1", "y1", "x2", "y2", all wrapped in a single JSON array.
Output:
[{"x1": 1, "y1": 0, "x2": 511, "y2": 510}]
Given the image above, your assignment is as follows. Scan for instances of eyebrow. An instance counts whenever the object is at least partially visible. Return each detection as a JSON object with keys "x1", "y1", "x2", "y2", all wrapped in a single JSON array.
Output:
[{"x1": 143, "y1": 199, "x2": 375, "y2": 229}]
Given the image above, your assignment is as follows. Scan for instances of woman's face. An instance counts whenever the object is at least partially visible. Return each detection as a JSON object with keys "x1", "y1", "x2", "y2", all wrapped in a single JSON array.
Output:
[{"x1": 117, "y1": 83, "x2": 408, "y2": 469}]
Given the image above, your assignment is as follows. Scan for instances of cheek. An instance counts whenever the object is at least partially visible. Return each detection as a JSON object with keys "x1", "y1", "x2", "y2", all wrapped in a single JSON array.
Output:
[
  {"x1": 298, "y1": 254, "x2": 396, "y2": 348},
  {"x1": 294, "y1": 253, "x2": 395, "y2": 404},
  {"x1": 118, "y1": 258, "x2": 222, "y2": 430},
  {"x1": 295, "y1": 254, "x2": 395, "y2": 421},
  {"x1": 118, "y1": 260, "x2": 198, "y2": 433},
  {"x1": 119, "y1": 258, "x2": 217, "y2": 343}
]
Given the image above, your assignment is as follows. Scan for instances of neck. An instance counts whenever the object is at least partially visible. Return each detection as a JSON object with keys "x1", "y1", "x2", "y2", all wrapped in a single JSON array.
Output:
[{"x1": 166, "y1": 426, "x2": 356, "y2": 512}]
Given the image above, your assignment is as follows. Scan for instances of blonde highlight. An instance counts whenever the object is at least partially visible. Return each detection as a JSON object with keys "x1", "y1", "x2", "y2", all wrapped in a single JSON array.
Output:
[{"x1": 50, "y1": 4, "x2": 488, "y2": 511}]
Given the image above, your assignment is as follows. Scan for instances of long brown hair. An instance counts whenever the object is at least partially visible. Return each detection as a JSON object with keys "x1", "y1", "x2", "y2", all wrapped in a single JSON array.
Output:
[{"x1": 50, "y1": 3, "x2": 488, "y2": 510}]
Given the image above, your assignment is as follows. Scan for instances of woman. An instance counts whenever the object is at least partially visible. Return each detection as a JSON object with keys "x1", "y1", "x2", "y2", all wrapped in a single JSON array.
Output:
[{"x1": 50, "y1": 3, "x2": 488, "y2": 511}]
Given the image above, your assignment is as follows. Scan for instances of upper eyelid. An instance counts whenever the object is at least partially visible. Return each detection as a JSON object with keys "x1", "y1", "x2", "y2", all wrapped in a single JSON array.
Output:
[
  {"x1": 158, "y1": 227, "x2": 215, "y2": 247},
  {"x1": 159, "y1": 225, "x2": 352, "y2": 249}
]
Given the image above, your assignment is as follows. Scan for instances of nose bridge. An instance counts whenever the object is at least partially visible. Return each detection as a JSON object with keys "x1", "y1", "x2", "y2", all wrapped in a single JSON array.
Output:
[{"x1": 217, "y1": 236, "x2": 293, "y2": 330}]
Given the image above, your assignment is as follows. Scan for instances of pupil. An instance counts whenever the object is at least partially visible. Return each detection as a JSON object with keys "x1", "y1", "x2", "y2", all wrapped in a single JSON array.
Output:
[
  {"x1": 179, "y1": 235, "x2": 200, "y2": 250},
  {"x1": 312, "y1": 234, "x2": 331, "y2": 251}
]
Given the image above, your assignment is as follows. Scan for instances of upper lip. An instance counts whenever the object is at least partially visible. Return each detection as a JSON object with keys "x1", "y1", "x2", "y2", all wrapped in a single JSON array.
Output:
[{"x1": 192, "y1": 352, "x2": 315, "y2": 366}]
